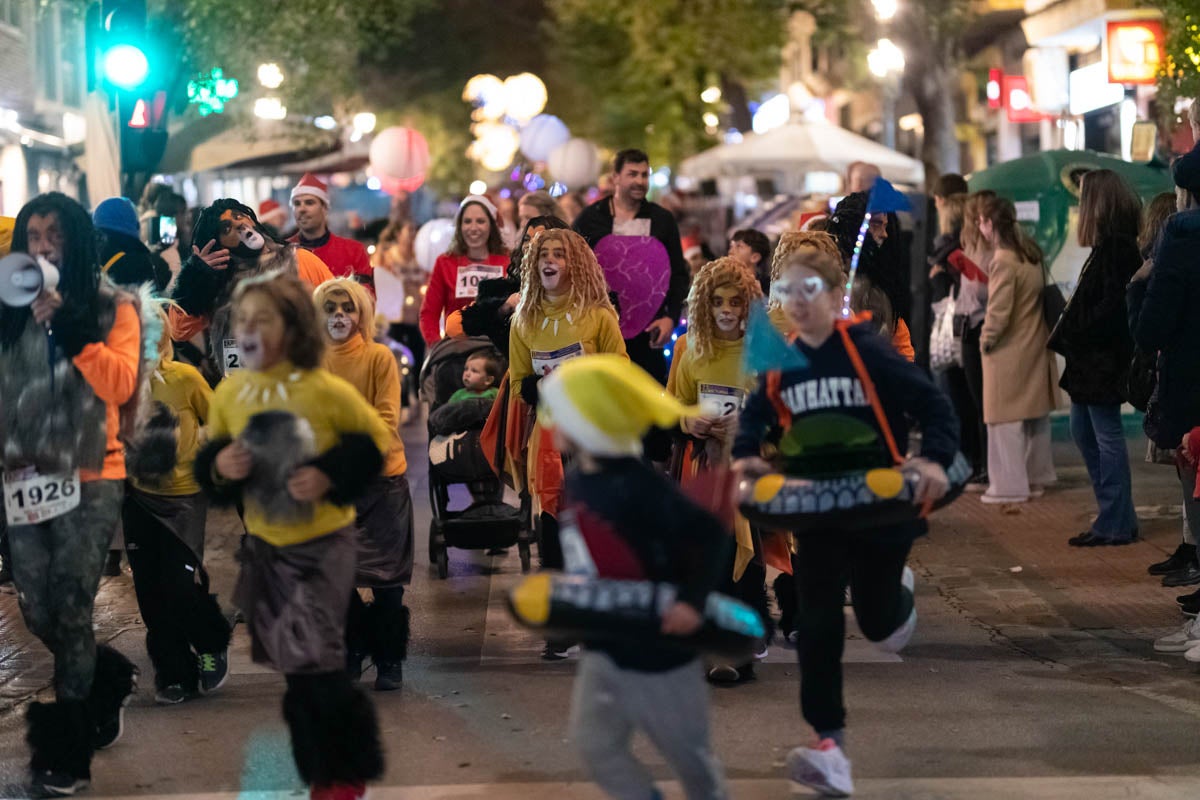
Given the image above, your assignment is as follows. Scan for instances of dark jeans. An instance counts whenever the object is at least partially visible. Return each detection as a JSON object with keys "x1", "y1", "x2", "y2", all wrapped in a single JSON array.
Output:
[
  {"x1": 937, "y1": 365, "x2": 982, "y2": 472},
  {"x1": 9, "y1": 480, "x2": 124, "y2": 700},
  {"x1": 1069, "y1": 403, "x2": 1137, "y2": 539},
  {"x1": 717, "y1": 550, "x2": 771, "y2": 667},
  {"x1": 346, "y1": 585, "x2": 408, "y2": 663},
  {"x1": 123, "y1": 489, "x2": 231, "y2": 690},
  {"x1": 792, "y1": 534, "x2": 913, "y2": 733},
  {"x1": 960, "y1": 323, "x2": 988, "y2": 472}
]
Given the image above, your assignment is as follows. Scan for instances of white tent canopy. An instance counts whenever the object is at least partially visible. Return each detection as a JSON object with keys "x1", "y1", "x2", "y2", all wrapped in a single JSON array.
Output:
[{"x1": 679, "y1": 120, "x2": 925, "y2": 192}]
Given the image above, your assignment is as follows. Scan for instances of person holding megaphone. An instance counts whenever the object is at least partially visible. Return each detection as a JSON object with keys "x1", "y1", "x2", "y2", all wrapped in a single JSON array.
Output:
[{"x1": 0, "y1": 193, "x2": 143, "y2": 797}]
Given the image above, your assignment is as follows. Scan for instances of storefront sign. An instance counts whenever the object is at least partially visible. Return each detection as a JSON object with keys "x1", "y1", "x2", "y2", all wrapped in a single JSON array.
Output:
[
  {"x1": 1069, "y1": 63, "x2": 1125, "y2": 116},
  {"x1": 1107, "y1": 20, "x2": 1164, "y2": 85}
]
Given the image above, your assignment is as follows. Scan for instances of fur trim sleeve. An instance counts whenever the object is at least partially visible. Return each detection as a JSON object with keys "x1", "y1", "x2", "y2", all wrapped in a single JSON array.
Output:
[
  {"x1": 308, "y1": 432, "x2": 383, "y2": 506},
  {"x1": 193, "y1": 436, "x2": 243, "y2": 505},
  {"x1": 172, "y1": 256, "x2": 227, "y2": 317}
]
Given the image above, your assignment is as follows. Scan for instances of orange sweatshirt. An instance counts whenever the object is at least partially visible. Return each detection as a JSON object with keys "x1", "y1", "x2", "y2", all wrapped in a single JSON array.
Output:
[
  {"x1": 322, "y1": 334, "x2": 407, "y2": 477},
  {"x1": 74, "y1": 302, "x2": 141, "y2": 482}
]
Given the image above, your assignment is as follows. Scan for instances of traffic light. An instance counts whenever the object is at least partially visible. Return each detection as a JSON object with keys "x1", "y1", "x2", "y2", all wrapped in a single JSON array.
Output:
[{"x1": 88, "y1": 0, "x2": 152, "y2": 93}]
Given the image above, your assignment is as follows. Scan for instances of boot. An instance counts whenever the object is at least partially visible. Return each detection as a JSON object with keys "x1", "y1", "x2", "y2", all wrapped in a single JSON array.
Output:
[
  {"x1": 88, "y1": 645, "x2": 138, "y2": 750},
  {"x1": 27, "y1": 700, "x2": 94, "y2": 796},
  {"x1": 369, "y1": 603, "x2": 409, "y2": 692},
  {"x1": 283, "y1": 672, "x2": 384, "y2": 792}
]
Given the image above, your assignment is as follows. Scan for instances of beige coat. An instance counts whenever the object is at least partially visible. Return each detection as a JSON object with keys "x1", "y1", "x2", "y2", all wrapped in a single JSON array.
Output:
[{"x1": 980, "y1": 249, "x2": 1061, "y2": 424}]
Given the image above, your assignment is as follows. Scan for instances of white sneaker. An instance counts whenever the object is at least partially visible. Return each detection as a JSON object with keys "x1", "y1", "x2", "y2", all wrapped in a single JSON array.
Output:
[
  {"x1": 1154, "y1": 617, "x2": 1200, "y2": 653},
  {"x1": 787, "y1": 739, "x2": 853, "y2": 797},
  {"x1": 981, "y1": 492, "x2": 1028, "y2": 505},
  {"x1": 902, "y1": 566, "x2": 915, "y2": 594},
  {"x1": 876, "y1": 607, "x2": 917, "y2": 654},
  {"x1": 1185, "y1": 642, "x2": 1200, "y2": 663}
]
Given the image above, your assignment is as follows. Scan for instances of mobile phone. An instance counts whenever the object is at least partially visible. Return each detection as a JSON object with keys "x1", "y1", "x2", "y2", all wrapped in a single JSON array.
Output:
[{"x1": 159, "y1": 216, "x2": 177, "y2": 246}]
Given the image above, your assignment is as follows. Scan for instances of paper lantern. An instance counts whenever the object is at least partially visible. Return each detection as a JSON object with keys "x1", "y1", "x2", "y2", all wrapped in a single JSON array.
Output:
[
  {"x1": 502, "y1": 73, "x2": 548, "y2": 123},
  {"x1": 369, "y1": 127, "x2": 430, "y2": 182},
  {"x1": 380, "y1": 174, "x2": 425, "y2": 194},
  {"x1": 547, "y1": 138, "x2": 600, "y2": 189},
  {"x1": 519, "y1": 114, "x2": 570, "y2": 162},
  {"x1": 414, "y1": 218, "x2": 456, "y2": 272}
]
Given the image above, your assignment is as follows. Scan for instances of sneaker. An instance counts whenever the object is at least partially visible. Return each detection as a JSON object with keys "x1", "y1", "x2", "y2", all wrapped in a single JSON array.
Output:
[
  {"x1": 375, "y1": 662, "x2": 403, "y2": 691},
  {"x1": 102, "y1": 550, "x2": 122, "y2": 577},
  {"x1": 787, "y1": 739, "x2": 854, "y2": 797},
  {"x1": 155, "y1": 684, "x2": 189, "y2": 705},
  {"x1": 1152, "y1": 545, "x2": 1197, "y2": 576},
  {"x1": 1182, "y1": 599, "x2": 1200, "y2": 619},
  {"x1": 310, "y1": 783, "x2": 367, "y2": 800},
  {"x1": 94, "y1": 668, "x2": 137, "y2": 750},
  {"x1": 32, "y1": 768, "x2": 89, "y2": 797},
  {"x1": 346, "y1": 650, "x2": 367, "y2": 681},
  {"x1": 1162, "y1": 561, "x2": 1200, "y2": 588},
  {"x1": 1185, "y1": 642, "x2": 1200, "y2": 663},
  {"x1": 980, "y1": 492, "x2": 1027, "y2": 505},
  {"x1": 541, "y1": 641, "x2": 577, "y2": 661},
  {"x1": 1029, "y1": 485, "x2": 1047, "y2": 498},
  {"x1": 902, "y1": 565, "x2": 915, "y2": 594},
  {"x1": 197, "y1": 650, "x2": 229, "y2": 695},
  {"x1": 965, "y1": 471, "x2": 988, "y2": 493},
  {"x1": 707, "y1": 664, "x2": 740, "y2": 683},
  {"x1": 876, "y1": 606, "x2": 917, "y2": 654},
  {"x1": 1154, "y1": 617, "x2": 1200, "y2": 653},
  {"x1": 1177, "y1": 588, "x2": 1200, "y2": 606},
  {"x1": 753, "y1": 643, "x2": 769, "y2": 662}
]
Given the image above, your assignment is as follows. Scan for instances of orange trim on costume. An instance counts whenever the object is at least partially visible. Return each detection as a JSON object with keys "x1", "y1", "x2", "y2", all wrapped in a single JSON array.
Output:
[
  {"x1": 765, "y1": 371, "x2": 792, "y2": 429},
  {"x1": 835, "y1": 319, "x2": 904, "y2": 466}
]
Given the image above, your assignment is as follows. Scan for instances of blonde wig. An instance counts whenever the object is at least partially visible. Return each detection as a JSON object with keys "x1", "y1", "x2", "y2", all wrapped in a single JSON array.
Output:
[
  {"x1": 685, "y1": 257, "x2": 762, "y2": 362},
  {"x1": 513, "y1": 229, "x2": 615, "y2": 334},
  {"x1": 313, "y1": 277, "x2": 376, "y2": 343},
  {"x1": 768, "y1": 231, "x2": 843, "y2": 308}
]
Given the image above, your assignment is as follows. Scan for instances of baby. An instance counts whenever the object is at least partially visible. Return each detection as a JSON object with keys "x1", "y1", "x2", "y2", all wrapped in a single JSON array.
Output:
[{"x1": 450, "y1": 350, "x2": 503, "y2": 405}]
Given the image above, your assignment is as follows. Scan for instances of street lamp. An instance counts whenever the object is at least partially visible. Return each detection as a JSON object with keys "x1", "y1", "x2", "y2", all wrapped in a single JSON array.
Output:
[
  {"x1": 871, "y1": 0, "x2": 898, "y2": 20},
  {"x1": 257, "y1": 63, "x2": 284, "y2": 89},
  {"x1": 868, "y1": 39, "x2": 905, "y2": 149},
  {"x1": 254, "y1": 97, "x2": 287, "y2": 120}
]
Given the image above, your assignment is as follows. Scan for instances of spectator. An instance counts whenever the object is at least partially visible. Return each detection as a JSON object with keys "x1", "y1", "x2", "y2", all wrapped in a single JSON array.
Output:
[
  {"x1": 92, "y1": 197, "x2": 171, "y2": 292},
  {"x1": 288, "y1": 173, "x2": 374, "y2": 293},
  {"x1": 932, "y1": 173, "x2": 969, "y2": 208},
  {"x1": 829, "y1": 191, "x2": 910, "y2": 321},
  {"x1": 517, "y1": 191, "x2": 563, "y2": 228},
  {"x1": 372, "y1": 219, "x2": 427, "y2": 399},
  {"x1": 846, "y1": 161, "x2": 881, "y2": 194},
  {"x1": 1051, "y1": 170, "x2": 1141, "y2": 545},
  {"x1": 956, "y1": 192, "x2": 996, "y2": 489},
  {"x1": 257, "y1": 199, "x2": 288, "y2": 239},
  {"x1": 683, "y1": 236, "x2": 707, "y2": 278},
  {"x1": 977, "y1": 196, "x2": 1059, "y2": 504},
  {"x1": 559, "y1": 191, "x2": 586, "y2": 226},
  {"x1": 729, "y1": 228, "x2": 772, "y2": 296},
  {"x1": 496, "y1": 195, "x2": 521, "y2": 249}
]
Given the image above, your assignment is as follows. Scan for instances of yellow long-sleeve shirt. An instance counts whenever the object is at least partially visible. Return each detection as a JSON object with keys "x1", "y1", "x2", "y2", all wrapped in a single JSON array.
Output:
[
  {"x1": 132, "y1": 359, "x2": 211, "y2": 496},
  {"x1": 670, "y1": 336, "x2": 751, "y2": 414},
  {"x1": 322, "y1": 335, "x2": 407, "y2": 477},
  {"x1": 508, "y1": 299, "x2": 627, "y2": 382},
  {"x1": 207, "y1": 361, "x2": 392, "y2": 546}
]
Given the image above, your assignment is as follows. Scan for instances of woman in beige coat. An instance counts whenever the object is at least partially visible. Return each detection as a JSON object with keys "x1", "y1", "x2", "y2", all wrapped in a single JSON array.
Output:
[{"x1": 978, "y1": 195, "x2": 1060, "y2": 503}]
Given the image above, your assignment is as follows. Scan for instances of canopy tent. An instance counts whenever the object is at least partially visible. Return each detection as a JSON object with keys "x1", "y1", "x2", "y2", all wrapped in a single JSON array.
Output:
[
  {"x1": 157, "y1": 116, "x2": 339, "y2": 175},
  {"x1": 678, "y1": 120, "x2": 925, "y2": 191}
]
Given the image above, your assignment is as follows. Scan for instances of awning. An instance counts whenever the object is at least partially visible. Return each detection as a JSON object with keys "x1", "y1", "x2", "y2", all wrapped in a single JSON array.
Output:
[{"x1": 158, "y1": 115, "x2": 338, "y2": 175}]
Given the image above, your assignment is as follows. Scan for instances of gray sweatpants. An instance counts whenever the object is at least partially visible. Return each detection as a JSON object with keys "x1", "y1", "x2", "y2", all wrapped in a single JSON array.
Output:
[
  {"x1": 9, "y1": 480, "x2": 124, "y2": 700},
  {"x1": 569, "y1": 650, "x2": 727, "y2": 800}
]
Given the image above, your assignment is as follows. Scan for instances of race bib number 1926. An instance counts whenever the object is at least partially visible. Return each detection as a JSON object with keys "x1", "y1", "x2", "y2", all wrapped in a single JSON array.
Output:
[
  {"x1": 222, "y1": 338, "x2": 243, "y2": 375},
  {"x1": 3, "y1": 467, "x2": 80, "y2": 526}
]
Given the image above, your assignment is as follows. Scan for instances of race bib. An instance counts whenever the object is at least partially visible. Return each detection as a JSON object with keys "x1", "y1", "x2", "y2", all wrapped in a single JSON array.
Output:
[
  {"x1": 532, "y1": 342, "x2": 584, "y2": 376},
  {"x1": 612, "y1": 218, "x2": 652, "y2": 237},
  {"x1": 4, "y1": 467, "x2": 80, "y2": 526},
  {"x1": 455, "y1": 263, "x2": 504, "y2": 299},
  {"x1": 698, "y1": 383, "x2": 745, "y2": 418},
  {"x1": 222, "y1": 338, "x2": 243, "y2": 375}
]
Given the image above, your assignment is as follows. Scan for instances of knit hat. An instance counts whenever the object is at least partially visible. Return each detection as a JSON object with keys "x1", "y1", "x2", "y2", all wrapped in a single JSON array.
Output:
[
  {"x1": 258, "y1": 199, "x2": 288, "y2": 228},
  {"x1": 0, "y1": 216, "x2": 13, "y2": 257},
  {"x1": 538, "y1": 354, "x2": 698, "y2": 457},
  {"x1": 92, "y1": 197, "x2": 140, "y2": 239},
  {"x1": 291, "y1": 172, "x2": 329, "y2": 205}
]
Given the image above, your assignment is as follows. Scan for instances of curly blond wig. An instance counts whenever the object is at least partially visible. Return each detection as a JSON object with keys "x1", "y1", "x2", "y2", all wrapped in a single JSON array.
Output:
[
  {"x1": 767, "y1": 231, "x2": 844, "y2": 309},
  {"x1": 313, "y1": 278, "x2": 376, "y2": 343},
  {"x1": 514, "y1": 229, "x2": 615, "y2": 334},
  {"x1": 686, "y1": 257, "x2": 762, "y2": 362}
]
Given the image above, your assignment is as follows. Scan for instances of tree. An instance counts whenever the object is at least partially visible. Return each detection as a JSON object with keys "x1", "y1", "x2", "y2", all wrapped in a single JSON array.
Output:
[{"x1": 1154, "y1": 0, "x2": 1200, "y2": 127}]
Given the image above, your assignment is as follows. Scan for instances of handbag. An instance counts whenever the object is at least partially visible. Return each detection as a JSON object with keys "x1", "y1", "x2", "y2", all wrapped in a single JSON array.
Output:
[
  {"x1": 1041, "y1": 266, "x2": 1067, "y2": 331},
  {"x1": 1125, "y1": 348, "x2": 1157, "y2": 412},
  {"x1": 929, "y1": 293, "x2": 962, "y2": 372}
]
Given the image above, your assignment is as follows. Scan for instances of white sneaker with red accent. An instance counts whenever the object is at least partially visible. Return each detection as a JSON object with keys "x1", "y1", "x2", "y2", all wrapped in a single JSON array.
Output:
[{"x1": 787, "y1": 738, "x2": 853, "y2": 797}]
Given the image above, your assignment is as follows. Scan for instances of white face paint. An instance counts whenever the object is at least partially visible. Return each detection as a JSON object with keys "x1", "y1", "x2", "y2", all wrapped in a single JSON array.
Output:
[
  {"x1": 327, "y1": 313, "x2": 353, "y2": 341},
  {"x1": 239, "y1": 227, "x2": 266, "y2": 251},
  {"x1": 239, "y1": 331, "x2": 266, "y2": 370}
]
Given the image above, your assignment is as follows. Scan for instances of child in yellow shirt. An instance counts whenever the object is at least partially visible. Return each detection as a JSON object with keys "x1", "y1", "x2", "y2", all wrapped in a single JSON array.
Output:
[
  {"x1": 195, "y1": 272, "x2": 391, "y2": 800},
  {"x1": 314, "y1": 278, "x2": 414, "y2": 692}
]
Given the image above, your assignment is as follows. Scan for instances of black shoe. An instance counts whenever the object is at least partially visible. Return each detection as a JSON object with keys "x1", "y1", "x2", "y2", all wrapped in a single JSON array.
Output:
[
  {"x1": 707, "y1": 664, "x2": 740, "y2": 684},
  {"x1": 374, "y1": 662, "x2": 403, "y2": 691},
  {"x1": 1151, "y1": 544, "x2": 1197, "y2": 576},
  {"x1": 346, "y1": 650, "x2": 367, "y2": 680},
  {"x1": 1162, "y1": 561, "x2": 1200, "y2": 587},
  {"x1": 197, "y1": 650, "x2": 228, "y2": 695},
  {"x1": 1068, "y1": 531, "x2": 1110, "y2": 547},
  {"x1": 1182, "y1": 598, "x2": 1200, "y2": 618},
  {"x1": 32, "y1": 768, "x2": 89, "y2": 797},
  {"x1": 541, "y1": 641, "x2": 575, "y2": 661},
  {"x1": 1177, "y1": 588, "x2": 1200, "y2": 606},
  {"x1": 0, "y1": 563, "x2": 11, "y2": 586},
  {"x1": 102, "y1": 551, "x2": 122, "y2": 577},
  {"x1": 154, "y1": 684, "x2": 189, "y2": 705}
]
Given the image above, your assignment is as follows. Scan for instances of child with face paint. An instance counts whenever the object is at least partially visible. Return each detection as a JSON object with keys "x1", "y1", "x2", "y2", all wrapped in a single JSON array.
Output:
[
  {"x1": 195, "y1": 272, "x2": 392, "y2": 800},
  {"x1": 732, "y1": 250, "x2": 959, "y2": 797},
  {"x1": 508, "y1": 229, "x2": 627, "y2": 660},
  {"x1": 313, "y1": 278, "x2": 414, "y2": 691}
]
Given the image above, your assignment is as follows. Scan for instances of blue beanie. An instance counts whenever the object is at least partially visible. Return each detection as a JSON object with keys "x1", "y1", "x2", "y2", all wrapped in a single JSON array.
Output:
[{"x1": 92, "y1": 197, "x2": 140, "y2": 239}]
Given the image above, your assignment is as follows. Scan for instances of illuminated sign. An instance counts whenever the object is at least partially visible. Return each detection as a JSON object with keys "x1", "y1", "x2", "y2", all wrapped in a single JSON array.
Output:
[
  {"x1": 1107, "y1": 20, "x2": 1164, "y2": 85},
  {"x1": 1003, "y1": 75, "x2": 1045, "y2": 123},
  {"x1": 987, "y1": 68, "x2": 1002, "y2": 109},
  {"x1": 1069, "y1": 62, "x2": 1125, "y2": 115}
]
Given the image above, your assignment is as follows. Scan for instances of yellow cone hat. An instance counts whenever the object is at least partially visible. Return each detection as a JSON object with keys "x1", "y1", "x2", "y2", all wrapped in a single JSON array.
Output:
[{"x1": 539, "y1": 354, "x2": 699, "y2": 457}]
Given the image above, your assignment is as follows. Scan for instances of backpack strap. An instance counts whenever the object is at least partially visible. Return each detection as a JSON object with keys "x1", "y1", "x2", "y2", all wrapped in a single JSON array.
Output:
[
  {"x1": 835, "y1": 319, "x2": 904, "y2": 466},
  {"x1": 102, "y1": 252, "x2": 126, "y2": 273}
]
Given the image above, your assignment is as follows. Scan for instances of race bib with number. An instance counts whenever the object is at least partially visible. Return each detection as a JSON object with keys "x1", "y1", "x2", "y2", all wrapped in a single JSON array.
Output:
[
  {"x1": 222, "y1": 338, "x2": 243, "y2": 375},
  {"x1": 455, "y1": 263, "x2": 505, "y2": 299},
  {"x1": 532, "y1": 342, "x2": 584, "y2": 376},
  {"x1": 698, "y1": 383, "x2": 745, "y2": 418},
  {"x1": 612, "y1": 218, "x2": 652, "y2": 237},
  {"x1": 4, "y1": 467, "x2": 80, "y2": 526}
]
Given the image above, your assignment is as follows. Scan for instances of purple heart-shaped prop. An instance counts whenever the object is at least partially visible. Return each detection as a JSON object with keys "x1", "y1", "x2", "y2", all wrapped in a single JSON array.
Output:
[{"x1": 593, "y1": 234, "x2": 671, "y2": 339}]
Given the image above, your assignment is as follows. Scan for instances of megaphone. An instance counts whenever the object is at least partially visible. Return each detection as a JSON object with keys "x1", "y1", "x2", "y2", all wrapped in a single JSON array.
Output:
[{"x1": 0, "y1": 253, "x2": 60, "y2": 307}]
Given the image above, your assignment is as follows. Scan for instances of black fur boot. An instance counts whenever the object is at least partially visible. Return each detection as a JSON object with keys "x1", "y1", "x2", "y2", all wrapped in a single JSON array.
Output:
[
  {"x1": 88, "y1": 644, "x2": 138, "y2": 749},
  {"x1": 282, "y1": 672, "x2": 384, "y2": 790},
  {"x1": 369, "y1": 602, "x2": 409, "y2": 692},
  {"x1": 27, "y1": 700, "x2": 94, "y2": 796}
]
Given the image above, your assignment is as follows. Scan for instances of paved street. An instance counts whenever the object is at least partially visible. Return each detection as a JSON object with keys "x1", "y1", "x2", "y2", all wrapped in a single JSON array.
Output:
[{"x1": 0, "y1": 425, "x2": 1199, "y2": 799}]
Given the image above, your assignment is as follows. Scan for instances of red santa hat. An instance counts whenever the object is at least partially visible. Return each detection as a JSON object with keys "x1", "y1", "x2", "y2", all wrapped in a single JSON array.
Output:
[
  {"x1": 258, "y1": 199, "x2": 287, "y2": 228},
  {"x1": 291, "y1": 172, "x2": 329, "y2": 205},
  {"x1": 681, "y1": 235, "x2": 703, "y2": 260}
]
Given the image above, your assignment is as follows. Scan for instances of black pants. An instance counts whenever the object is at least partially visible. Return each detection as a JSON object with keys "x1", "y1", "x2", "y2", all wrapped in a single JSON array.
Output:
[
  {"x1": 961, "y1": 323, "x2": 987, "y2": 471},
  {"x1": 718, "y1": 550, "x2": 771, "y2": 666},
  {"x1": 792, "y1": 534, "x2": 913, "y2": 734},
  {"x1": 123, "y1": 491, "x2": 231, "y2": 691},
  {"x1": 346, "y1": 585, "x2": 408, "y2": 664},
  {"x1": 940, "y1": 365, "x2": 982, "y2": 472}
]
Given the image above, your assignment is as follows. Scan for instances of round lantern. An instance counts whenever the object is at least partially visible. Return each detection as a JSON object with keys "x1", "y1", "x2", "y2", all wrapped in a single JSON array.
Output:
[
  {"x1": 414, "y1": 218, "x2": 456, "y2": 272},
  {"x1": 519, "y1": 114, "x2": 570, "y2": 162},
  {"x1": 502, "y1": 73, "x2": 548, "y2": 123},
  {"x1": 369, "y1": 127, "x2": 430, "y2": 182},
  {"x1": 547, "y1": 138, "x2": 601, "y2": 189},
  {"x1": 379, "y1": 174, "x2": 425, "y2": 194}
]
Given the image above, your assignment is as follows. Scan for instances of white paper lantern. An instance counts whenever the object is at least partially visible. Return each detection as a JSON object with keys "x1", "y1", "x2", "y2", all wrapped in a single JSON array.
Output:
[
  {"x1": 369, "y1": 127, "x2": 430, "y2": 181},
  {"x1": 502, "y1": 73, "x2": 548, "y2": 123},
  {"x1": 519, "y1": 114, "x2": 570, "y2": 162},
  {"x1": 414, "y1": 218, "x2": 456, "y2": 272},
  {"x1": 547, "y1": 138, "x2": 601, "y2": 189}
]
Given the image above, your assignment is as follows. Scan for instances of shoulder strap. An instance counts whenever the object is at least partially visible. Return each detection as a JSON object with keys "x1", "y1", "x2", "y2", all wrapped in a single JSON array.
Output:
[
  {"x1": 835, "y1": 320, "x2": 904, "y2": 465},
  {"x1": 102, "y1": 252, "x2": 126, "y2": 273}
]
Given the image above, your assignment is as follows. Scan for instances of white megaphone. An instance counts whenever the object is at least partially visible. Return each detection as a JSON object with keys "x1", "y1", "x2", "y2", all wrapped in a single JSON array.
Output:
[{"x1": 0, "y1": 252, "x2": 60, "y2": 307}]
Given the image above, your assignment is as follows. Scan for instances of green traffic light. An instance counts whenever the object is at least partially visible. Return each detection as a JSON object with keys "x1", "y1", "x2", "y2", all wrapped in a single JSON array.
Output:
[{"x1": 103, "y1": 43, "x2": 149, "y2": 89}]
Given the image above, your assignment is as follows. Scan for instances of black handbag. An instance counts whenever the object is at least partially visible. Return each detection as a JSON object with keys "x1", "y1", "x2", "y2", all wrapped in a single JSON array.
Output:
[{"x1": 1125, "y1": 348, "x2": 1157, "y2": 412}]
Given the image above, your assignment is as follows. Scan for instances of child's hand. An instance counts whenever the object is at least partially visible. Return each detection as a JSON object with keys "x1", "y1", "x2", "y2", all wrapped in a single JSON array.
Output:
[
  {"x1": 688, "y1": 416, "x2": 715, "y2": 438},
  {"x1": 710, "y1": 414, "x2": 737, "y2": 441},
  {"x1": 661, "y1": 601, "x2": 703, "y2": 636},
  {"x1": 288, "y1": 467, "x2": 332, "y2": 502},
  {"x1": 905, "y1": 457, "x2": 949, "y2": 505},
  {"x1": 215, "y1": 442, "x2": 252, "y2": 481}
]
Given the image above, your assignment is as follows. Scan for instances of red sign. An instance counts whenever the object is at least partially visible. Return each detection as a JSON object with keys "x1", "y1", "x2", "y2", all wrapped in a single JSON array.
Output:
[
  {"x1": 1107, "y1": 20, "x2": 1164, "y2": 85},
  {"x1": 1003, "y1": 75, "x2": 1046, "y2": 123},
  {"x1": 987, "y1": 68, "x2": 1002, "y2": 109},
  {"x1": 127, "y1": 99, "x2": 149, "y2": 129}
]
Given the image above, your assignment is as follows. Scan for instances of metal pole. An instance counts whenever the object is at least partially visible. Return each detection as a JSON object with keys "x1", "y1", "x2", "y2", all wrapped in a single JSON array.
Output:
[{"x1": 883, "y1": 83, "x2": 896, "y2": 150}]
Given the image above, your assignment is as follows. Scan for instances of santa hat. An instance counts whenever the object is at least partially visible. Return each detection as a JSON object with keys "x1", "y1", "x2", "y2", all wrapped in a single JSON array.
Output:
[
  {"x1": 258, "y1": 199, "x2": 288, "y2": 228},
  {"x1": 538, "y1": 355, "x2": 697, "y2": 458},
  {"x1": 682, "y1": 235, "x2": 703, "y2": 260},
  {"x1": 290, "y1": 172, "x2": 329, "y2": 205}
]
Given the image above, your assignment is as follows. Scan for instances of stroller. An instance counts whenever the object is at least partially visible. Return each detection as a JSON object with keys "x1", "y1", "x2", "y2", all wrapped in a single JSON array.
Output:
[{"x1": 421, "y1": 336, "x2": 534, "y2": 579}]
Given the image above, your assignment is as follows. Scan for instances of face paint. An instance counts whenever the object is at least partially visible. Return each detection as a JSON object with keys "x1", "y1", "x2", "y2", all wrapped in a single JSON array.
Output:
[
  {"x1": 239, "y1": 331, "x2": 266, "y2": 370},
  {"x1": 240, "y1": 227, "x2": 265, "y2": 251},
  {"x1": 321, "y1": 292, "x2": 359, "y2": 342},
  {"x1": 800, "y1": 275, "x2": 827, "y2": 302},
  {"x1": 711, "y1": 285, "x2": 746, "y2": 335}
]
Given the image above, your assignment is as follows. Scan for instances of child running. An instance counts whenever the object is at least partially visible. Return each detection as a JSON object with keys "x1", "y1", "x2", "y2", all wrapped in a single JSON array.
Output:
[
  {"x1": 314, "y1": 278, "x2": 415, "y2": 692},
  {"x1": 123, "y1": 302, "x2": 232, "y2": 705},
  {"x1": 732, "y1": 250, "x2": 958, "y2": 797},
  {"x1": 196, "y1": 271, "x2": 391, "y2": 800}
]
